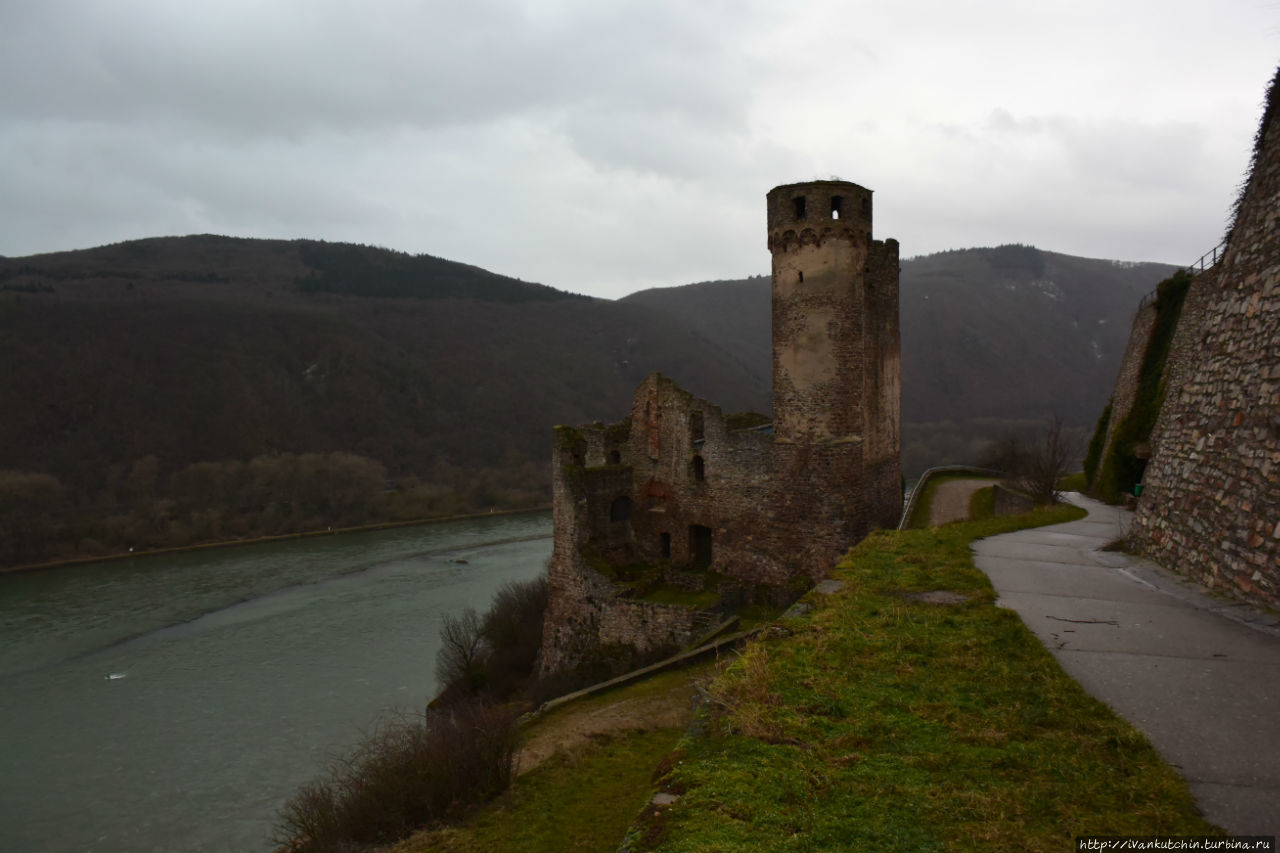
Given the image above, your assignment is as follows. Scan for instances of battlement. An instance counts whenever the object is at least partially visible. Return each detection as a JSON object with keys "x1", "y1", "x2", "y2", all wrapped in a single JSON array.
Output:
[{"x1": 766, "y1": 180, "x2": 873, "y2": 251}]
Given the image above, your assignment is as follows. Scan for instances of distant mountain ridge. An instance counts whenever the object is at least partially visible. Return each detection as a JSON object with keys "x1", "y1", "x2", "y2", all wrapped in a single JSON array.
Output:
[
  {"x1": 0, "y1": 236, "x2": 762, "y2": 503},
  {"x1": 0, "y1": 236, "x2": 1178, "y2": 566},
  {"x1": 624, "y1": 245, "x2": 1180, "y2": 472}
]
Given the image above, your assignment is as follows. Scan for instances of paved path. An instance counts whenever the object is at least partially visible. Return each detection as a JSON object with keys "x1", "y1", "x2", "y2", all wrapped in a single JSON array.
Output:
[
  {"x1": 972, "y1": 494, "x2": 1280, "y2": 835},
  {"x1": 927, "y1": 478, "x2": 996, "y2": 526}
]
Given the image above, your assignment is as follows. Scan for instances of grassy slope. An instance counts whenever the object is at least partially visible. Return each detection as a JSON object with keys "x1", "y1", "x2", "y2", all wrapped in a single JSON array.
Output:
[
  {"x1": 628, "y1": 507, "x2": 1219, "y2": 851},
  {"x1": 398, "y1": 729, "x2": 683, "y2": 853},
  {"x1": 386, "y1": 507, "x2": 1215, "y2": 853},
  {"x1": 390, "y1": 668, "x2": 704, "y2": 853}
]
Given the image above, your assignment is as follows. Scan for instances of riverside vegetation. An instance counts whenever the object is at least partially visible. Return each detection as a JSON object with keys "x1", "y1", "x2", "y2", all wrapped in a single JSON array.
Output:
[{"x1": 274, "y1": 573, "x2": 699, "y2": 853}]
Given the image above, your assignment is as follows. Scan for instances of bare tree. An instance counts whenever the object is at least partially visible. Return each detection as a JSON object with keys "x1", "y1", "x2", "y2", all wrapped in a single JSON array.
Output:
[
  {"x1": 435, "y1": 608, "x2": 488, "y2": 692},
  {"x1": 980, "y1": 415, "x2": 1074, "y2": 506}
]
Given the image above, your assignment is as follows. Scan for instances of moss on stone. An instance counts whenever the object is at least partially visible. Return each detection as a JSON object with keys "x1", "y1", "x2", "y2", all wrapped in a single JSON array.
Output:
[
  {"x1": 1095, "y1": 271, "x2": 1192, "y2": 504},
  {"x1": 724, "y1": 411, "x2": 771, "y2": 431},
  {"x1": 1083, "y1": 402, "x2": 1112, "y2": 488}
]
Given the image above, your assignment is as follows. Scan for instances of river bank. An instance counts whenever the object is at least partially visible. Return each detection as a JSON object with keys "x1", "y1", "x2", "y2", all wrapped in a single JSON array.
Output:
[{"x1": 1, "y1": 504, "x2": 551, "y2": 576}]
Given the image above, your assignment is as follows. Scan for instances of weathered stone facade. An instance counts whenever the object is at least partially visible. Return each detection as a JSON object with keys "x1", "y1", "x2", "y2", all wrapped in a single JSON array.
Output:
[
  {"x1": 1125, "y1": 70, "x2": 1280, "y2": 608},
  {"x1": 1096, "y1": 298, "x2": 1157, "y2": 469},
  {"x1": 541, "y1": 180, "x2": 902, "y2": 674}
]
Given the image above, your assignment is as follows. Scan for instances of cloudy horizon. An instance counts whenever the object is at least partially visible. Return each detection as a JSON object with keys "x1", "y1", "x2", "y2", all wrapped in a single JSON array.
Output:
[{"x1": 2, "y1": 0, "x2": 1277, "y2": 298}]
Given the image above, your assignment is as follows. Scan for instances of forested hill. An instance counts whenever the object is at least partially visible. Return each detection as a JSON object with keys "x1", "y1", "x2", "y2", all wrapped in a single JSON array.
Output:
[
  {"x1": 0, "y1": 236, "x2": 768, "y2": 565},
  {"x1": 0, "y1": 237, "x2": 1176, "y2": 567},
  {"x1": 624, "y1": 245, "x2": 1181, "y2": 473}
]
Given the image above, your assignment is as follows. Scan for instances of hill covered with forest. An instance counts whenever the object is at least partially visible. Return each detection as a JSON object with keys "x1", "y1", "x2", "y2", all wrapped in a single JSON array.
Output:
[
  {"x1": 626, "y1": 244, "x2": 1179, "y2": 473},
  {"x1": 0, "y1": 237, "x2": 1176, "y2": 566}
]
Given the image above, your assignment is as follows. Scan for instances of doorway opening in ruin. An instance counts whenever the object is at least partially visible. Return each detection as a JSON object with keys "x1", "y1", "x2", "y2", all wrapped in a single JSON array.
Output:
[
  {"x1": 660, "y1": 532, "x2": 671, "y2": 559},
  {"x1": 689, "y1": 524, "x2": 712, "y2": 568},
  {"x1": 610, "y1": 496, "x2": 632, "y2": 522}
]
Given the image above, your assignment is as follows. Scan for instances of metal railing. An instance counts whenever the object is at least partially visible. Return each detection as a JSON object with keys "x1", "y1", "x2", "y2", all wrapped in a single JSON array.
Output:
[
  {"x1": 1188, "y1": 239, "x2": 1228, "y2": 274},
  {"x1": 898, "y1": 465, "x2": 1002, "y2": 530},
  {"x1": 1136, "y1": 239, "x2": 1229, "y2": 311}
]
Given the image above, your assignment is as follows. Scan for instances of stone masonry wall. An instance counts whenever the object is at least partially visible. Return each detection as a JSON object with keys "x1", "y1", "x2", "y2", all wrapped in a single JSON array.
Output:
[
  {"x1": 1097, "y1": 299, "x2": 1157, "y2": 470},
  {"x1": 541, "y1": 179, "x2": 903, "y2": 675},
  {"x1": 1130, "y1": 74, "x2": 1280, "y2": 608}
]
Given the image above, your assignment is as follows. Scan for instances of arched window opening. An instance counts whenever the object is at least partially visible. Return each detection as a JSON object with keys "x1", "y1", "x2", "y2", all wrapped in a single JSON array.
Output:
[
  {"x1": 689, "y1": 411, "x2": 705, "y2": 443},
  {"x1": 831, "y1": 195, "x2": 843, "y2": 219},
  {"x1": 689, "y1": 525, "x2": 712, "y2": 568},
  {"x1": 609, "y1": 496, "x2": 632, "y2": 522},
  {"x1": 793, "y1": 196, "x2": 807, "y2": 220},
  {"x1": 692, "y1": 455, "x2": 706, "y2": 482}
]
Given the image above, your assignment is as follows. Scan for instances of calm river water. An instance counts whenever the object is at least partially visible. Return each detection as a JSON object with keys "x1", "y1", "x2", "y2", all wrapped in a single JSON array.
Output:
[{"x1": 0, "y1": 511, "x2": 552, "y2": 853}]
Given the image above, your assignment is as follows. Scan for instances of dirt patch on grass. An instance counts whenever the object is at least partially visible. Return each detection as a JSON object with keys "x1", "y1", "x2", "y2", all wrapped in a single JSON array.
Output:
[
  {"x1": 517, "y1": 674, "x2": 702, "y2": 775},
  {"x1": 929, "y1": 478, "x2": 998, "y2": 526}
]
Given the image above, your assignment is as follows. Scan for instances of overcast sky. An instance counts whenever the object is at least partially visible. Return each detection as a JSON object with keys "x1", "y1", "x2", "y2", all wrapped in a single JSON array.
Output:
[{"x1": 1, "y1": 1, "x2": 1276, "y2": 298}]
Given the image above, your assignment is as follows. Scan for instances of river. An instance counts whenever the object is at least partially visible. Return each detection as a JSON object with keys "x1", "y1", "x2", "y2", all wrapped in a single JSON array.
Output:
[{"x1": 0, "y1": 511, "x2": 552, "y2": 853}]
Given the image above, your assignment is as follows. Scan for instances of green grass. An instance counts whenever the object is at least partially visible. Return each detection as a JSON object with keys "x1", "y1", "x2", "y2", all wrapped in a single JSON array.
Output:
[
  {"x1": 399, "y1": 728, "x2": 683, "y2": 853},
  {"x1": 906, "y1": 472, "x2": 1000, "y2": 529},
  {"x1": 394, "y1": 667, "x2": 705, "y2": 853},
  {"x1": 967, "y1": 484, "x2": 995, "y2": 520},
  {"x1": 642, "y1": 583, "x2": 721, "y2": 610},
  {"x1": 629, "y1": 506, "x2": 1220, "y2": 851},
  {"x1": 1057, "y1": 472, "x2": 1087, "y2": 493}
]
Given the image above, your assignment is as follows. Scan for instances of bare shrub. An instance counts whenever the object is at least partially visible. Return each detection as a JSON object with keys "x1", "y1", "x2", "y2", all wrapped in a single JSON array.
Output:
[
  {"x1": 435, "y1": 608, "x2": 487, "y2": 693},
  {"x1": 980, "y1": 415, "x2": 1075, "y2": 506},
  {"x1": 436, "y1": 576, "x2": 549, "y2": 704},
  {"x1": 480, "y1": 576, "x2": 548, "y2": 696},
  {"x1": 273, "y1": 699, "x2": 518, "y2": 852}
]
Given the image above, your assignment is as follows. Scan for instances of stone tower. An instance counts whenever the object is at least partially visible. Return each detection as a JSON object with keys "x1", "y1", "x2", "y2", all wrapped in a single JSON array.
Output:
[
  {"x1": 539, "y1": 179, "x2": 903, "y2": 675},
  {"x1": 767, "y1": 180, "x2": 902, "y2": 531}
]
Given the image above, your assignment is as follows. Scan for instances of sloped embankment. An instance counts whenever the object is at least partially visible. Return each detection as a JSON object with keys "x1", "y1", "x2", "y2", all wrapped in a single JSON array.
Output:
[{"x1": 623, "y1": 507, "x2": 1218, "y2": 850}]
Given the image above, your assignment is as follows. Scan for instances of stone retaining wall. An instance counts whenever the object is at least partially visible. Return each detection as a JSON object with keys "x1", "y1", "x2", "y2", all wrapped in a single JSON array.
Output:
[{"x1": 1129, "y1": 70, "x2": 1280, "y2": 609}]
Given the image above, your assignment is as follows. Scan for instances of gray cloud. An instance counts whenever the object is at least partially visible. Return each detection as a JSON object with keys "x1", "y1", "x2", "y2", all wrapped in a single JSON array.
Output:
[{"x1": 1, "y1": 0, "x2": 1275, "y2": 296}]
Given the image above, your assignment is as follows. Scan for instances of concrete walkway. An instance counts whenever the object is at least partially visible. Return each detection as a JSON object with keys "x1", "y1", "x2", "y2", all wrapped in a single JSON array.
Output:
[
  {"x1": 972, "y1": 494, "x2": 1280, "y2": 835},
  {"x1": 928, "y1": 477, "x2": 996, "y2": 526}
]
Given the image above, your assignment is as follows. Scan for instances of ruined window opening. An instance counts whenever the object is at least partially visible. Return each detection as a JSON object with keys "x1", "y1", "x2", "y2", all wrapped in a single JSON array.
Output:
[
  {"x1": 797, "y1": 270, "x2": 804, "y2": 283},
  {"x1": 689, "y1": 524, "x2": 712, "y2": 568},
  {"x1": 831, "y1": 196, "x2": 843, "y2": 219},
  {"x1": 861, "y1": 196, "x2": 870, "y2": 214},
  {"x1": 660, "y1": 532, "x2": 671, "y2": 559},
  {"x1": 608, "y1": 450, "x2": 622, "y2": 465},
  {"x1": 793, "y1": 196, "x2": 806, "y2": 220},
  {"x1": 610, "y1": 496, "x2": 632, "y2": 522},
  {"x1": 689, "y1": 411, "x2": 705, "y2": 443},
  {"x1": 692, "y1": 454, "x2": 706, "y2": 482},
  {"x1": 571, "y1": 446, "x2": 586, "y2": 467}
]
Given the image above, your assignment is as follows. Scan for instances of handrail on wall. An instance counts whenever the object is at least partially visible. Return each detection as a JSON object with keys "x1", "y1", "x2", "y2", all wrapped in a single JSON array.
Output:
[{"x1": 1137, "y1": 239, "x2": 1228, "y2": 311}]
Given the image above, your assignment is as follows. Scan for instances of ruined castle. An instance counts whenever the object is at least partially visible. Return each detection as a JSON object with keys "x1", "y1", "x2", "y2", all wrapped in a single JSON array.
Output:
[{"x1": 540, "y1": 180, "x2": 902, "y2": 674}]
